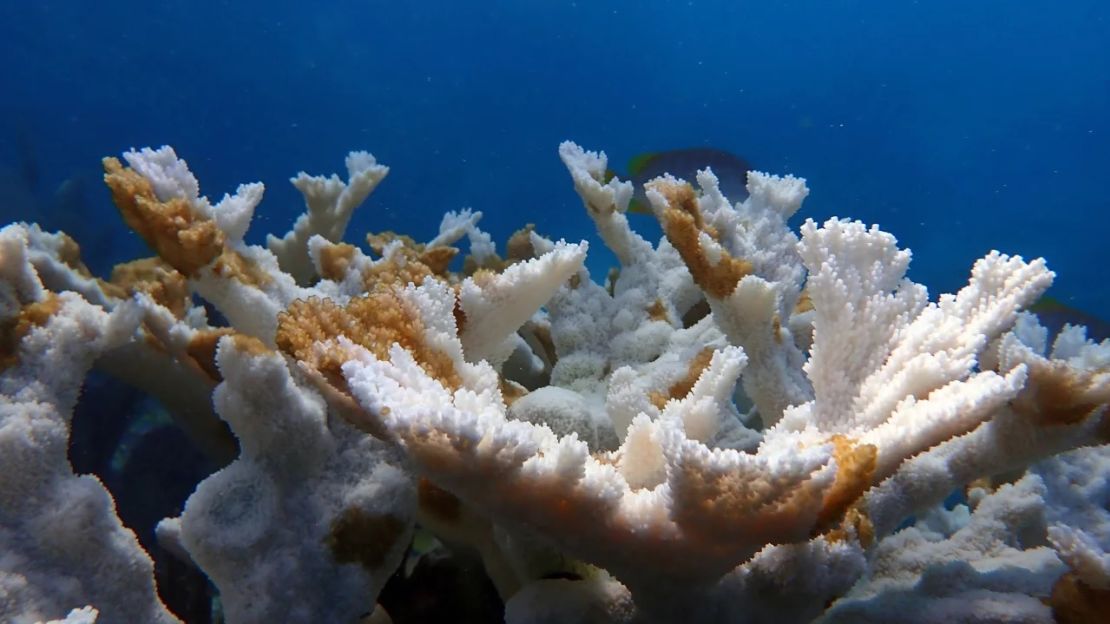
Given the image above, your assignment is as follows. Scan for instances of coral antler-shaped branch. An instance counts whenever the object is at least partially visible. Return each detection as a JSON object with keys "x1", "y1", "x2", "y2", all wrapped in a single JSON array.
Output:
[
  {"x1": 281, "y1": 276, "x2": 846, "y2": 592},
  {"x1": 0, "y1": 225, "x2": 179, "y2": 623},
  {"x1": 268, "y1": 151, "x2": 389, "y2": 284}
]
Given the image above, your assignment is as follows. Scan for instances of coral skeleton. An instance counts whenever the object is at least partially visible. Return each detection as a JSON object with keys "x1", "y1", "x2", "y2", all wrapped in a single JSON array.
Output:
[{"x1": 1, "y1": 141, "x2": 1107, "y2": 623}]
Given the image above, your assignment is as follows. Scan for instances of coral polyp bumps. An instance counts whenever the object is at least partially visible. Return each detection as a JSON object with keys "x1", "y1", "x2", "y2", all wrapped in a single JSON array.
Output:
[{"x1": 1, "y1": 141, "x2": 1108, "y2": 624}]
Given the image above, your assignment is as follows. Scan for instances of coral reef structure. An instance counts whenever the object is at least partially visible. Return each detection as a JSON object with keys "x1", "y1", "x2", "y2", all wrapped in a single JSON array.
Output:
[{"x1": 1, "y1": 141, "x2": 1107, "y2": 623}]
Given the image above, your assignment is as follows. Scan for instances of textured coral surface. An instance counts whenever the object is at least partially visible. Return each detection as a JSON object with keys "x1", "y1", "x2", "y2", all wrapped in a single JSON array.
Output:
[{"x1": 1, "y1": 143, "x2": 1107, "y2": 624}]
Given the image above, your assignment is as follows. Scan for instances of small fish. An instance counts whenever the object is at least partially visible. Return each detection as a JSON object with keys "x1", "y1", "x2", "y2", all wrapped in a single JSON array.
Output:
[
  {"x1": 1029, "y1": 296, "x2": 1109, "y2": 343},
  {"x1": 608, "y1": 148, "x2": 753, "y2": 214}
]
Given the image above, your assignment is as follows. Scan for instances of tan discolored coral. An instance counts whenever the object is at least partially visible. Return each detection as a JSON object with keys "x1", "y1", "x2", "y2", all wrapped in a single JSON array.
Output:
[
  {"x1": 1050, "y1": 571, "x2": 1110, "y2": 624},
  {"x1": 812, "y1": 436, "x2": 878, "y2": 536},
  {"x1": 53, "y1": 232, "x2": 93, "y2": 275},
  {"x1": 669, "y1": 460, "x2": 830, "y2": 552},
  {"x1": 466, "y1": 268, "x2": 498, "y2": 289},
  {"x1": 461, "y1": 225, "x2": 548, "y2": 277},
  {"x1": 462, "y1": 254, "x2": 498, "y2": 277},
  {"x1": 417, "y1": 477, "x2": 462, "y2": 524},
  {"x1": 646, "y1": 299, "x2": 670, "y2": 323},
  {"x1": 649, "y1": 348, "x2": 716, "y2": 410},
  {"x1": 276, "y1": 292, "x2": 462, "y2": 393},
  {"x1": 418, "y1": 246, "x2": 458, "y2": 276},
  {"x1": 499, "y1": 378, "x2": 529, "y2": 407},
  {"x1": 210, "y1": 249, "x2": 274, "y2": 288},
  {"x1": 505, "y1": 224, "x2": 538, "y2": 263},
  {"x1": 965, "y1": 476, "x2": 997, "y2": 498},
  {"x1": 316, "y1": 242, "x2": 359, "y2": 281},
  {"x1": 528, "y1": 321, "x2": 557, "y2": 368},
  {"x1": 0, "y1": 293, "x2": 62, "y2": 370},
  {"x1": 826, "y1": 502, "x2": 875, "y2": 547},
  {"x1": 1012, "y1": 359, "x2": 1110, "y2": 427},
  {"x1": 366, "y1": 230, "x2": 458, "y2": 278},
  {"x1": 103, "y1": 156, "x2": 225, "y2": 276},
  {"x1": 364, "y1": 258, "x2": 438, "y2": 291},
  {"x1": 184, "y1": 328, "x2": 240, "y2": 382},
  {"x1": 794, "y1": 288, "x2": 814, "y2": 314},
  {"x1": 321, "y1": 237, "x2": 455, "y2": 287},
  {"x1": 646, "y1": 392, "x2": 668, "y2": 411},
  {"x1": 452, "y1": 293, "x2": 468, "y2": 336},
  {"x1": 325, "y1": 507, "x2": 408, "y2": 571},
  {"x1": 366, "y1": 231, "x2": 419, "y2": 256},
  {"x1": 230, "y1": 333, "x2": 272, "y2": 357},
  {"x1": 359, "y1": 234, "x2": 459, "y2": 289},
  {"x1": 110, "y1": 257, "x2": 191, "y2": 318},
  {"x1": 649, "y1": 179, "x2": 752, "y2": 299}
]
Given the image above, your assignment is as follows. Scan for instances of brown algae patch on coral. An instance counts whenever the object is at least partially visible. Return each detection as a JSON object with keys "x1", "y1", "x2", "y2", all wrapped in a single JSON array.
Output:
[
  {"x1": 794, "y1": 288, "x2": 814, "y2": 314},
  {"x1": 1013, "y1": 359, "x2": 1110, "y2": 427},
  {"x1": 321, "y1": 236, "x2": 456, "y2": 288},
  {"x1": 646, "y1": 298, "x2": 670, "y2": 323},
  {"x1": 46, "y1": 231, "x2": 95, "y2": 277},
  {"x1": 826, "y1": 501, "x2": 876, "y2": 547},
  {"x1": 276, "y1": 292, "x2": 462, "y2": 393},
  {"x1": 0, "y1": 293, "x2": 62, "y2": 371},
  {"x1": 316, "y1": 242, "x2": 359, "y2": 282},
  {"x1": 103, "y1": 156, "x2": 225, "y2": 276},
  {"x1": 649, "y1": 179, "x2": 752, "y2": 299},
  {"x1": 418, "y1": 247, "x2": 458, "y2": 276},
  {"x1": 649, "y1": 347, "x2": 715, "y2": 410},
  {"x1": 183, "y1": 328, "x2": 239, "y2": 382},
  {"x1": 210, "y1": 249, "x2": 274, "y2": 288},
  {"x1": 505, "y1": 224, "x2": 538, "y2": 263},
  {"x1": 366, "y1": 231, "x2": 419, "y2": 256},
  {"x1": 326, "y1": 507, "x2": 408, "y2": 571},
  {"x1": 499, "y1": 378, "x2": 529, "y2": 407},
  {"x1": 812, "y1": 436, "x2": 878, "y2": 536},
  {"x1": 1050, "y1": 571, "x2": 1110, "y2": 624},
  {"x1": 365, "y1": 231, "x2": 458, "y2": 279},
  {"x1": 666, "y1": 462, "x2": 833, "y2": 572},
  {"x1": 417, "y1": 477, "x2": 462, "y2": 524},
  {"x1": 229, "y1": 333, "x2": 272, "y2": 357},
  {"x1": 110, "y1": 257, "x2": 190, "y2": 318},
  {"x1": 363, "y1": 251, "x2": 448, "y2": 290}
]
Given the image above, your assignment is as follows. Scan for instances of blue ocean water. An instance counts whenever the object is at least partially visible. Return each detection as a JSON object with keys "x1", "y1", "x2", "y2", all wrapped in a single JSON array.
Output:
[{"x1": 2, "y1": 1, "x2": 1108, "y2": 318}]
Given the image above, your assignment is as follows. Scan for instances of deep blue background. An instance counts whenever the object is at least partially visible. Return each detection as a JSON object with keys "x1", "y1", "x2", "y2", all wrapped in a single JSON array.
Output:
[{"x1": 2, "y1": 1, "x2": 1107, "y2": 318}]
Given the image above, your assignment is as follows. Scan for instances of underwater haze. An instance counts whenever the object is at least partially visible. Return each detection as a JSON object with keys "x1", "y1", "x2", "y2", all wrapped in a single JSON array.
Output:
[
  {"x1": 2, "y1": 0, "x2": 1108, "y2": 315},
  {"x1": 4, "y1": 3, "x2": 1110, "y2": 624}
]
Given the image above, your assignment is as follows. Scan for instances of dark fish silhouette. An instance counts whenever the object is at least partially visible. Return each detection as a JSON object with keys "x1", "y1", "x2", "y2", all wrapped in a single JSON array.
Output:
[
  {"x1": 609, "y1": 148, "x2": 753, "y2": 214},
  {"x1": 1029, "y1": 296, "x2": 1109, "y2": 343}
]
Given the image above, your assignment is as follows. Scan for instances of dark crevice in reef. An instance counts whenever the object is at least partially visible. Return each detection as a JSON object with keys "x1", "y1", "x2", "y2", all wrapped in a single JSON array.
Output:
[
  {"x1": 68, "y1": 371, "x2": 220, "y2": 623},
  {"x1": 378, "y1": 543, "x2": 505, "y2": 623}
]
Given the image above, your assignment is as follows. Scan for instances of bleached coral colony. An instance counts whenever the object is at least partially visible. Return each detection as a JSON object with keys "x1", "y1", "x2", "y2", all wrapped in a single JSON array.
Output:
[{"x1": 1, "y1": 141, "x2": 1108, "y2": 624}]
